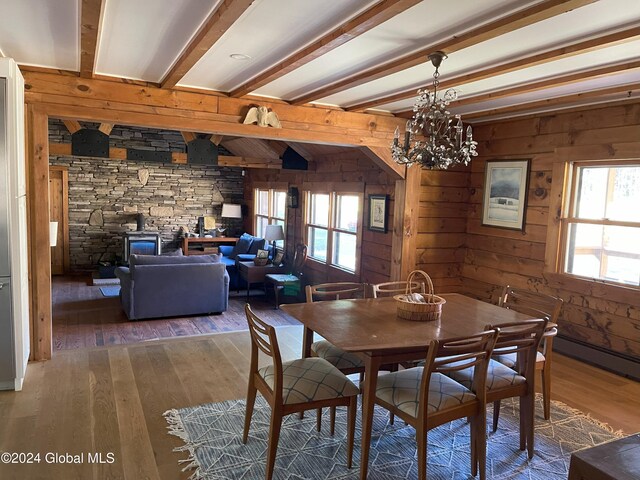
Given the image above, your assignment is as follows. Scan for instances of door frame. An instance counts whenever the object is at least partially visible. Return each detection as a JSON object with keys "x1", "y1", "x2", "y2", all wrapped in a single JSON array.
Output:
[{"x1": 48, "y1": 165, "x2": 69, "y2": 274}]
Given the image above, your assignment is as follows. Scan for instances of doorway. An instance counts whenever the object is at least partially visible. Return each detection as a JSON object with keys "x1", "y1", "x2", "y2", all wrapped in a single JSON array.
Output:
[{"x1": 49, "y1": 166, "x2": 69, "y2": 275}]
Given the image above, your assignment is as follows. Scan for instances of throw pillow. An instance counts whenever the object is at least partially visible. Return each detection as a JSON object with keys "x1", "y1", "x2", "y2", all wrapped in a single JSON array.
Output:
[
  {"x1": 162, "y1": 248, "x2": 183, "y2": 256},
  {"x1": 248, "y1": 238, "x2": 266, "y2": 255},
  {"x1": 228, "y1": 233, "x2": 253, "y2": 259},
  {"x1": 209, "y1": 253, "x2": 222, "y2": 263}
]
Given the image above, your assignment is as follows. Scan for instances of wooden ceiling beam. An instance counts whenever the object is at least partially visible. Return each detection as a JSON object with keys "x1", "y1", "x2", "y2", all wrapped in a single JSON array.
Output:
[
  {"x1": 210, "y1": 135, "x2": 224, "y2": 145},
  {"x1": 291, "y1": 0, "x2": 597, "y2": 106},
  {"x1": 463, "y1": 82, "x2": 640, "y2": 120},
  {"x1": 98, "y1": 123, "x2": 114, "y2": 135},
  {"x1": 229, "y1": 0, "x2": 421, "y2": 98},
  {"x1": 181, "y1": 131, "x2": 197, "y2": 143},
  {"x1": 360, "y1": 146, "x2": 406, "y2": 179},
  {"x1": 79, "y1": 0, "x2": 106, "y2": 78},
  {"x1": 161, "y1": 0, "x2": 255, "y2": 89},
  {"x1": 347, "y1": 26, "x2": 640, "y2": 112},
  {"x1": 62, "y1": 120, "x2": 82, "y2": 134},
  {"x1": 23, "y1": 70, "x2": 406, "y2": 148}
]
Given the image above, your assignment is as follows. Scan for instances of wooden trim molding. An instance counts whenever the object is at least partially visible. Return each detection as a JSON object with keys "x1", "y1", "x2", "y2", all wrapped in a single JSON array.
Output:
[
  {"x1": 543, "y1": 142, "x2": 640, "y2": 305},
  {"x1": 26, "y1": 105, "x2": 52, "y2": 361}
]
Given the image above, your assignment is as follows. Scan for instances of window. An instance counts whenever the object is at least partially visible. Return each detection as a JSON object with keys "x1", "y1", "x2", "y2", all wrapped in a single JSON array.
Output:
[
  {"x1": 561, "y1": 162, "x2": 640, "y2": 286},
  {"x1": 254, "y1": 188, "x2": 286, "y2": 246},
  {"x1": 305, "y1": 191, "x2": 361, "y2": 273}
]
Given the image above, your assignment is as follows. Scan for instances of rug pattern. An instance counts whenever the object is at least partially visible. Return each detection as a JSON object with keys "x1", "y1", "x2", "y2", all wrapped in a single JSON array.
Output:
[{"x1": 164, "y1": 394, "x2": 621, "y2": 480}]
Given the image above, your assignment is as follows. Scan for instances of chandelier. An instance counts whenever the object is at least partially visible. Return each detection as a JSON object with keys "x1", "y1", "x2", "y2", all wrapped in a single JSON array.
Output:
[{"x1": 391, "y1": 51, "x2": 477, "y2": 169}]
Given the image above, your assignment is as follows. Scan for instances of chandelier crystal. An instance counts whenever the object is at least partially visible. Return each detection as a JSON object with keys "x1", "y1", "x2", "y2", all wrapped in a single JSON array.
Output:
[{"x1": 391, "y1": 51, "x2": 477, "y2": 169}]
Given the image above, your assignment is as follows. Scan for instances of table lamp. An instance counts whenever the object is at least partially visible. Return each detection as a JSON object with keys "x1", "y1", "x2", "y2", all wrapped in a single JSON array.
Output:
[
  {"x1": 263, "y1": 224, "x2": 285, "y2": 258},
  {"x1": 221, "y1": 203, "x2": 242, "y2": 236}
]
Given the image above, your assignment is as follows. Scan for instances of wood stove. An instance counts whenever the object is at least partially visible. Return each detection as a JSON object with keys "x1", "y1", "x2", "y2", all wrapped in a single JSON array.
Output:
[{"x1": 123, "y1": 232, "x2": 162, "y2": 262}]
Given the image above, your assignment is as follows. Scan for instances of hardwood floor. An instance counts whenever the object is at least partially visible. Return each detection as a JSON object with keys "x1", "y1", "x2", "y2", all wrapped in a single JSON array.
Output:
[
  {"x1": 52, "y1": 275, "x2": 300, "y2": 350},
  {"x1": 0, "y1": 326, "x2": 638, "y2": 480}
]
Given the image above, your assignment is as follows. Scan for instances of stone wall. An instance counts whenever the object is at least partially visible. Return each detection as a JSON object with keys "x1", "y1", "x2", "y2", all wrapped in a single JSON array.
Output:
[{"x1": 49, "y1": 121, "x2": 243, "y2": 271}]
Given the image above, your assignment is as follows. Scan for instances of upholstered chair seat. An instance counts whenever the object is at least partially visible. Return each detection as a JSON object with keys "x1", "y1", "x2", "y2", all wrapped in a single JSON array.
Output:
[
  {"x1": 258, "y1": 357, "x2": 360, "y2": 405},
  {"x1": 311, "y1": 340, "x2": 365, "y2": 371},
  {"x1": 376, "y1": 368, "x2": 477, "y2": 418},
  {"x1": 445, "y1": 358, "x2": 526, "y2": 391},
  {"x1": 494, "y1": 351, "x2": 545, "y2": 369}
]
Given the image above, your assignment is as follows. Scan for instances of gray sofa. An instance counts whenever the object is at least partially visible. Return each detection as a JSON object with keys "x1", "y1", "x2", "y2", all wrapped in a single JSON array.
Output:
[{"x1": 115, "y1": 254, "x2": 229, "y2": 320}]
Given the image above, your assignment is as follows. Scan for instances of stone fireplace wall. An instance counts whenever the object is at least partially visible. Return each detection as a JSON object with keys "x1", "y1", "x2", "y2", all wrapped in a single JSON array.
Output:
[{"x1": 49, "y1": 120, "x2": 244, "y2": 271}]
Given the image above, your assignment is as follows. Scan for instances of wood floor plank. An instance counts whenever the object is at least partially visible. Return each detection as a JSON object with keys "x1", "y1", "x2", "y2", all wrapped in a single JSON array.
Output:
[{"x1": 109, "y1": 348, "x2": 161, "y2": 480}]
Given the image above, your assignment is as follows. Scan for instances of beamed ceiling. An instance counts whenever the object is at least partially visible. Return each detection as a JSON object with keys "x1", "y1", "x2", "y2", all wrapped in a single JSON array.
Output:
[{"x1": 2, "y1": 0, "x2": 640, "y2": 123}]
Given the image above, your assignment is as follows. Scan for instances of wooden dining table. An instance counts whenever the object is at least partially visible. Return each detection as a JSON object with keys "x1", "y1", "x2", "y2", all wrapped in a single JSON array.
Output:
[{"x1": 280, "y1": 293, "x2": 538, "y2": 479}]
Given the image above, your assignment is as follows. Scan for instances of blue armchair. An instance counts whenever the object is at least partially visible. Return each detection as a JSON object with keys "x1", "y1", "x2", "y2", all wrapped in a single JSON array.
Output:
[{"x1": 219, "y1": 233, "x2": 273, "y2": 290}]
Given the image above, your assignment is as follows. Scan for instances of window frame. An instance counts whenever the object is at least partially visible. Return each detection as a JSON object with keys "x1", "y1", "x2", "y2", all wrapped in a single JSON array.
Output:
[
  {"x1": 545, "y1": 149, "x2": 640, "y2": 293},
  {"x1": 304, "y1": 190, "x2": 363, "y2": 275},
  {"x1": 254, "y1": 187, "x2": 287, "y2": 244}
]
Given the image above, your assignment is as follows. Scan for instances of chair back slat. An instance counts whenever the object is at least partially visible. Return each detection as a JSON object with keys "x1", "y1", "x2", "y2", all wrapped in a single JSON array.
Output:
[
  {"x1": 371, "y1": 281, "x2": 425, "y2": 298},
  {"x1": 289, "y1": 243, "x2": 308, "y2": 277},
  {"x1": 499, "y1": 286, "x2": 563, "y2": 324},
  {"x1": 306, "y1": 282, "x2": 367, "y2": 303},
  {"x1": 245, "y1": 304, "x2": 283, "y2": 382},
  {"x1": 487, "y1": 319, "x2": 547, "y2": 375}
]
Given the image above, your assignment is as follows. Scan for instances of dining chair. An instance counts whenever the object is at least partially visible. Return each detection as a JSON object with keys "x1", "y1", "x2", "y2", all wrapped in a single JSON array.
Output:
[
  {"x1": 371, "y1": 280, "x2": 425, "y2": 298},
  {"x1": 264, "y1": 243, "x2": 308, "y2": 309},
  {"x1": 373, "y1": 330, "x2": 499, "y2": 480},
  {"x1": 305, "y1": 282, "x2": 368, "y2": 376},
  {"x1": 495, "y1": 286, "x2": 563, "y2": 420},
  {"x1": 444, "y1": 318, "x2": 548, "y2": 460},
  {"x1": 242, "y1": 304, "x2": 359, "y2": 480}
]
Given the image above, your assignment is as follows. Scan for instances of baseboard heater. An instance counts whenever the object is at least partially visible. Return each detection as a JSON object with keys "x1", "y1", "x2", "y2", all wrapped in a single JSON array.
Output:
[{"x1": 554, "y1": 335, "x2": 640, "y2": 381}]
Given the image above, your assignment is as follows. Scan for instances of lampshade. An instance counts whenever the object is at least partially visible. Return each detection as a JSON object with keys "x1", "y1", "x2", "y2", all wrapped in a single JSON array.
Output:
[
  {"x1": 221, "y1": 203, "x2": 242, "y2": 219},
  {"x1": 263, "y1": 224, "x2": 285, "y2": 242},
  {"x1": 50, "y1": 221, "x2": 59, "y2": 247}
]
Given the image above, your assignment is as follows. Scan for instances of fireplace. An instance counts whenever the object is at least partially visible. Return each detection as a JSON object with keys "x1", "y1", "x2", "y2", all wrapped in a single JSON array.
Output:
[{"x1": 123, "y1": 232, "x2": 162, "y2": 261}]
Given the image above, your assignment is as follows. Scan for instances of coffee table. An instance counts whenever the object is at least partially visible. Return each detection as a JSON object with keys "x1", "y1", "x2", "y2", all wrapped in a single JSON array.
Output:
[
  {"x1": 568, "y1": 434, "x2": 640, "y2": 480},
  {"x1": 237, "y1": 261, "x2": 286, "y2": 299}
]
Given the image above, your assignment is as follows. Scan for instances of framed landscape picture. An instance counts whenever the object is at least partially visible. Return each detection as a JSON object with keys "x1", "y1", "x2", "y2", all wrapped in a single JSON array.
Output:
[
  {"x1": 368, "y1": 194, "x2": 388, "y2": 233},
  {"x1": 482, "y1": 159, "x2": 531, "y2": 230}
]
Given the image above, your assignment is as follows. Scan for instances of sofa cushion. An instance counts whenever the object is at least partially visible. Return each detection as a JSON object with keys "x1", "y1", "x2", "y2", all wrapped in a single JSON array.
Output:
[
  {"x1": 248, "y1": 237, "x2": 266, "y2": 255},
  {"x1": 129, "y1": 253, "x2": 213, "y2": 274},
  {"x1": 209, "y1": 253, "x2": 222, "y2": 263},
  {"x1": 229, "y1": 233, "x2": 253, "y2": 259},
  {"x1": 162, "y1": 248, "x2": 183, "y2": 256}
]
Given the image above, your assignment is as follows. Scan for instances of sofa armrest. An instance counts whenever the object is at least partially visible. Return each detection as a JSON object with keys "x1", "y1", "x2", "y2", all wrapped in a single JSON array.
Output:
[
  {"x1": 236, "y1": 253, "x2": 256, "y2": 262},
  {"x1": 114, "y1": 267, "x2": 134, "y2": 319},
  {"x1": 219, "y1": 245, "x2": 234, "y2": 256}
]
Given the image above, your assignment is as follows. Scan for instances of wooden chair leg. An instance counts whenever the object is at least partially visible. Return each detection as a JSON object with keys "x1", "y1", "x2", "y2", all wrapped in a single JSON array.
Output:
[
  {"x1": 492, "y1": 400, "x2": 501, "y2": 432},
  {"x1": 416, "y1": 427, "x2": 428, "y2": 480},
  {"x1": 525, "y1": 393, "x2": 536, "y2": 459},
  {"x1": 475, "y1": 412, "x2": 488, "y2": 480},
  {"x1": 541, "y1": 362, "x2": 552, "y2": 420},
  {"x1": 242, "y1": 379, "x2": 257, "y2": 444},
  {"x1": 266, "y1": 410, "x2": 283, "y2": 480},
  {"x1": 316, "y1": 408, "x2": 322, "y2": 432},
  {"x1": 470, "y1": 417, "x2": 478, "y2": 477},
  {"x1": 330, "y1": 406, "x2": 336, "y2": 436},
  {"x1": 519, "y1": 396, "x2": 527, "y2": 452},
  {"x1": 346, "y1": 398, "x2": 357, "y2": 469}
]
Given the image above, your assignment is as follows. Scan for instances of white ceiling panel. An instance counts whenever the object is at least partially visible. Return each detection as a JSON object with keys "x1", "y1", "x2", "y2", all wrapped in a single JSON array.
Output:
[
  {"x1": 177, "y1": 0, "x2": 379, "y2": 91},
  {"x1": 96, "y1": 0, "x2": 221, "y2": 82},
  {"x1": 314, "y1": 0, "x2": 640, "y2": 108},
  {"x1": 0, "y1": 0, "x2": 78, "y2": 70},
  {"x1": 252, "y1": 0, "x2": 538, "y2": 99},
  {"x1": 453, "y1": 69, "x2": 640, "y2": 115}
]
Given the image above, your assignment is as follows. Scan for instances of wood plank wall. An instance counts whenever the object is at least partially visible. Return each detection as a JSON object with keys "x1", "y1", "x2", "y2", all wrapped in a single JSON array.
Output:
[
  {"x1": 417, "y1": 168, "x2": 470, "y2": 292},
  {"x1": 460, "y1": 102, "x2": 640, "y2": 360},
  {"x1": 244, "y1": 151, "x2": 396, "y2": 285}
]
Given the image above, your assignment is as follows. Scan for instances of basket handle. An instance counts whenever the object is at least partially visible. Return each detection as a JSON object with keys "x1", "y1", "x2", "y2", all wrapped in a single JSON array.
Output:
[{"x1": 405, "y1": 270, "x2": 435, "y2": 297}]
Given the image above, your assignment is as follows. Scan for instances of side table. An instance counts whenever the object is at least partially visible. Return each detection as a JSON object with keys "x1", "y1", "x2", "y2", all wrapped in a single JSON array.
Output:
[
  {"x1": 568, "y1": 434, "x2": 640, "y2": 480},
  {"x1": 237, "y1": 261, "x2": 287, "y2": 299}
]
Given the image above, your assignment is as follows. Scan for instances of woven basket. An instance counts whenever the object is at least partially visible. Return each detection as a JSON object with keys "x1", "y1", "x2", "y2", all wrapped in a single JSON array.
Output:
[
  {"x1": 393, "y1": 270, "x2": 446, "y2": 322},
  {"x1": 253, "y1": 257, "x2": 269, "y2": 266}
]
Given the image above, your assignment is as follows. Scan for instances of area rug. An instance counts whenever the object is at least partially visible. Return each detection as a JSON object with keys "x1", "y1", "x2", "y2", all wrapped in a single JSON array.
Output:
[
  {"x1": 164, "y1": 394, "x2": 622, "y2": 480},
  {"x1": 99, "y1": 286, "x2": 120, "y2": 297}
]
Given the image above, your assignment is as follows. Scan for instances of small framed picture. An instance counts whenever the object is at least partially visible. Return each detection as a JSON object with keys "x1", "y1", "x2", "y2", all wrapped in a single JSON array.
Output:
[
  {"x1": 256, "y1": 249, "x2": 269, "y2": 259},
  {"x1": 273, "y1": 250, "x2": 284, "y2": 266},
  {"x1": 482, "y1": 159, "x2": 531, "y2": 231},
  {"x1": 368, "y1": 194, "x2": 388, "y2": 233}
]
